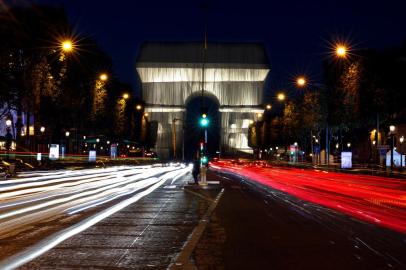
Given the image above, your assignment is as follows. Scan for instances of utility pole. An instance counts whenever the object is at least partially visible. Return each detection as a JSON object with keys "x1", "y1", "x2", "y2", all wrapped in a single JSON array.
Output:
[{"x1": 172, "y1": 118, "x2": 181, "y2": 160}]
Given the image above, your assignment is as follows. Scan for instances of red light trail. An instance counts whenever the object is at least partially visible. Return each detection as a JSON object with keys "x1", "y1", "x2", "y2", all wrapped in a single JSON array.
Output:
[{"x1": 210, "y1": 160, "x2": 406, "y2": 234}]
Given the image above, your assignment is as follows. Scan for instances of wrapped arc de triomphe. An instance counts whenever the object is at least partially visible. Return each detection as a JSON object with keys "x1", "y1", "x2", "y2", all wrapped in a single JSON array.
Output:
[{"x1": 136, "y1": 42, "x2": 270, "y2": 159}]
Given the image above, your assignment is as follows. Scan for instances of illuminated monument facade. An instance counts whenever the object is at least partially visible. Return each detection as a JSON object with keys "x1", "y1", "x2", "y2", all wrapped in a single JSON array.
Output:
[{"x1": 136, "y1": 42, "x2": 270, "y2": 159}]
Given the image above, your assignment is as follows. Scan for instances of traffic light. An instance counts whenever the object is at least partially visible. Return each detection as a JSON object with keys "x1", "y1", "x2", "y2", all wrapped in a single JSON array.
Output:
[
  {"x1": 200, "y1": 141, "x2": 204, "y2": 151},
  {"x1": 201, "y1": 156, "x2": 208, "y2": 164},
  {"x1": 199, "y1": 113, "x2": 209, "y2": 127}
]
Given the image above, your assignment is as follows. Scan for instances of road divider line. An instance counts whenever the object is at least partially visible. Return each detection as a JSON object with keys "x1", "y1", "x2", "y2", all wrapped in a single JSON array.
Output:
[{"x1": 169, "y1": 188, "x2": 224, "y2": 270}]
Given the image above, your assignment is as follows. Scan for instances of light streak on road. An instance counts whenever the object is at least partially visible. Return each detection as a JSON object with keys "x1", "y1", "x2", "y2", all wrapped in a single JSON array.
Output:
[
  {"x1": 0, "y1": 164, "x2": 190, "y2": 270},
  {"x1": 211, "y1": 160, "x2": 406, "y2": 234},
  {"x1": 0, "y1": 165, "x2": 190, "y2": 240}
]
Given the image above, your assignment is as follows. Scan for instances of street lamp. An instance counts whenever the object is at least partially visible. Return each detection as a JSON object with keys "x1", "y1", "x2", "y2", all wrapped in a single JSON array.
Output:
[
  {"x1": 61, "y1": 40, "x2": 73, "y2": 52},
  {"x1": 400, "y1": 136, "x2": 404, "y2": 171},
  {"x1": 277, "y1": 93, "x2": 286, "y2": 101},
  {"x1": 5, "y1": 119, "x2": 12, "y2": 127},
  {"x1": 347, "y1": 142, "x2": 351, "y2": 148},
  {"x1": 296, "y1": 77, "x2": 306, "y2": 87},
  {"x1": 389, "y1": 125, "x2": 396, "y2": 171},
  {"x1": 40, "y1": 126, "x2": 45, "y2": 133},
  {"x1": 99, "y1": 73, "x2": 108, "y2": 81},
  {"x1": 65, "y1": 131, "x2": 70, "y2": 155},
  {"x1": 136, "y1": 104, "x2": 142, "y2": 110},
  {"x1": 294, "y1": 142, "x2": 298, "y2": 162},
  {"x1": 5, "y1": 119, "x2": 13, "y2": 157},
  {"x1": 335, "y1": 45, "x2": 347, "y2": 58},
  {"x1": 123, "y1": 93, "x2": 129, "y2": 100},
  {"x1": 266, "y1": 104, "x2": 272, "y2": 110}
]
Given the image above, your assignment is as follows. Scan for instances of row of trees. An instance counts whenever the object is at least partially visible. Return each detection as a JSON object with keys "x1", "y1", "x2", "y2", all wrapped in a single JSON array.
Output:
[
  {"x1": 249, "y1": 41, "x2": 406, "y2": 162},
  {"x1": 0, "y1": 5, "x2": 156, "y2": 152}
]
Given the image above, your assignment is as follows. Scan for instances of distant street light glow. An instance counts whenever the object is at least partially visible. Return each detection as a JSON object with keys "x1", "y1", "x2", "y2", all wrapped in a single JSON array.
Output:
[
  {"x1": 136, "y1": 104, "x2": 142, "y2": 110},
  {"x1": 297, "y1": 77, "x2": 306, "y2": 87},
  {"x1": 336, "y1": 45, "x2": 347, "y2": 58},
  {"x1": 61, "y1": 40, "x2": 73, "y2": 52},
  {"x1": 277, "y1": 93, "x2": 286, "y2": 101},
  {"x1": 99, "y1": 73, "x2": 108, "y2": 81},
  {"x1": 123, "y1": 93, "x2": 129, "y2": 100},
  {"x1": 266, "y1": 104, "x2": 272, "y2": 110}
]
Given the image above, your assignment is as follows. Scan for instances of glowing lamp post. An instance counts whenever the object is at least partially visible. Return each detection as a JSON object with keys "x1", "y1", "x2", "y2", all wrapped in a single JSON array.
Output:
[
  {"x1": 99, "y1": 73, "x2": 108, "y2": 81},
  {"x1": 65, "y1": 131, "x2": 70, "y2": 155},
  {"x1": 5, "y1": 119, "x2": 13, "y2": 156},
  {"x1": 336, "y1": 45, "x2": 347, "y2": 58},
  {"x1": 400, "y1": 136, "x2": 404, "y2": 171},
  {"x1": 296, "y1": 77, "x2": 306, "y2": 88},
  {"x1": 61, "y1": 40, "x2": 73, "y2": 53},
  {"x1": 277, "y1": 93, "x2": 286, "y2": 101},
  {"x1": 389, "y1": 125, "x2": 396, "y2": 171}
]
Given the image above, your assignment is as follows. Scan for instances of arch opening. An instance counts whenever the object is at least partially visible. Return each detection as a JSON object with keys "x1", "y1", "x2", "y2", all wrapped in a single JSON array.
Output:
[{"x1": 185, "y1": 93, "x2": 220, "y2": 161}]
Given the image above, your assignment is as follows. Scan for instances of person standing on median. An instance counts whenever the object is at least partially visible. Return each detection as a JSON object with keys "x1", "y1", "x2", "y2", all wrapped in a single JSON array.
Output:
[{"x1": 192, "y1": 158, "x2": 200, "y2": 185}]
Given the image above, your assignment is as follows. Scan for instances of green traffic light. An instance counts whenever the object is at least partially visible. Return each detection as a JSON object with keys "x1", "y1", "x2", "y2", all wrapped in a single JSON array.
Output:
[
  {"x1": 200, "y1": 117, "x2": 209, "y2": 127},
  {"x1": 201, "y1": 156, "x2": 208, "y2": 164}
]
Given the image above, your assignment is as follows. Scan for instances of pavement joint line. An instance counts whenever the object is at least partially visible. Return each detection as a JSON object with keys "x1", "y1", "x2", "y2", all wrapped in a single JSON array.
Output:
[
  {"x1": 114, "y1": 192, "x2": 171, "y2": 266},
  {"x1": 168, "y1": 188, "x2": 224, "y2": 270},
  {"x1": 183, "y1": 188, "x2": 215, "y2": 203}
]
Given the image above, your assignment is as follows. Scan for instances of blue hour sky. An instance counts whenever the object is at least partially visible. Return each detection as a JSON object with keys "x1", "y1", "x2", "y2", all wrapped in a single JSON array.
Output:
[{"x1": 32, "y1": 0, "x2": 406, "y2": 95}]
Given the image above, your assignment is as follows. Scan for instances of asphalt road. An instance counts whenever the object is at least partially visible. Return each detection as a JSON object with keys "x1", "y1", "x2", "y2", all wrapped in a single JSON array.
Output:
[
  {"x1": 194, "y1": 167, "x2": 406, "y2": 270},
  {"x1": 1, "y1": 163, "x2": 405, "y2": 269},
  {"x1": 0, "y1": 164, "x2": 211, "y2": 269}
]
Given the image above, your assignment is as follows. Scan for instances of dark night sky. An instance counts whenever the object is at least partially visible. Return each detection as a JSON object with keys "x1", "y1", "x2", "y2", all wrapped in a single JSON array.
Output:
[{"x1": 33, "y1": 0, "x2": 406, "y2": 95}]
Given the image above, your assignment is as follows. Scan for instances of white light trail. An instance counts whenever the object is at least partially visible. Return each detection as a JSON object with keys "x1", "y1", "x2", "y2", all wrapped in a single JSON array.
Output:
[{"x1": 0, "y1": 165, "x2": 190, "y2": 270}]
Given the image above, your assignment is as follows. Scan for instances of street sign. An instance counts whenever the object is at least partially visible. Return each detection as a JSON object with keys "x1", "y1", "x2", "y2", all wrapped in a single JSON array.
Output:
[
  {"x1": 89, "y1": 150, "x2": 97, "y2": 162},
  {"x1": 385, "y1": 150, "x2": 405, "y2": 167},
  {"x1": 341, "y1": 152, "x2": 352, "y2": 169},
  {"x1": 49, "y1": 144, "x2": 59, "y2": 160},
  {"x1": 110, "y1": 144, "x2": 117, "y2": 159}
]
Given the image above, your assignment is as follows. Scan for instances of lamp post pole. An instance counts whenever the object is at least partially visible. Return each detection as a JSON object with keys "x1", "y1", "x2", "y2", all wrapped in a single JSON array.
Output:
[
  {"x1": 389, "y1": 125, "x2": 396, "y2": 172},
  {"x1": 172, "y1": 118, "x2": 182, "y2": 160},
  {"x1": 5, "y1": 119, "x2": 13, "y2": 160},
  {"x1": 400, "y1": 136, "x2": 404, "y2": 172}
]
